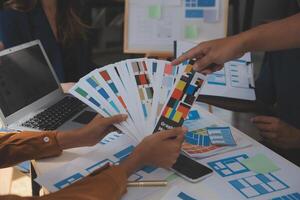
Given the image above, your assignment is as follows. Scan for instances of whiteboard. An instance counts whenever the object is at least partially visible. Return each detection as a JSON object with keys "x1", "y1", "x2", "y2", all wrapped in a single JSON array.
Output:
[{"x1": 124, "y1": 0, "x2": 229, "y2": 55}]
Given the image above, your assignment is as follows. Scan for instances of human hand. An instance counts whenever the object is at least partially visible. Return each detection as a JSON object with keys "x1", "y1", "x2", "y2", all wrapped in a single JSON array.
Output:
[
  {"x1": 171, "y1": 36, "x2": 246, "y2": 74},
  {"x1": 57, "y1": 114, "x2": 127, "y2": 149},
  {"x1": 251, "y1": 116, "x2": 300, "y2": 149},
  {"x1": 61, "y1": 82, "x2": 75, "y2": 93},
  {"x1": 0, "y1": 42, "x2": 4, "y2": 51},
  {"x1": 120, "y1": 127, "x2": 187, "y2": 177}
]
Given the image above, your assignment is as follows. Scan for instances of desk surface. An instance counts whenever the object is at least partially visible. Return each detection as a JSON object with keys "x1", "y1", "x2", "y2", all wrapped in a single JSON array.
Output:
[{"x1": 34, "y1": 105, "x2": 300, "y2": 200}]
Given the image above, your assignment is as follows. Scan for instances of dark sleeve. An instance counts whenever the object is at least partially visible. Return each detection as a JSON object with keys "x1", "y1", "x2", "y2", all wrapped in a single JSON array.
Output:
[
  {"x1": 0, "y1": 11, "x2": 3, "y2": 42},
  {"x1": 255, "y1": 52, "x2": 276, "y2": 106},
  {"x1": 0, "y1": 10, "x2": 32, "y2": 48}
]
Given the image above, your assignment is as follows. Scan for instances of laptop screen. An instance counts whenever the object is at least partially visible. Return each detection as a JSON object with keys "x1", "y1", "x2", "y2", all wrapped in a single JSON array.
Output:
[{"x1": 0, "y1": 44, "x2": 59, "y2": 117}]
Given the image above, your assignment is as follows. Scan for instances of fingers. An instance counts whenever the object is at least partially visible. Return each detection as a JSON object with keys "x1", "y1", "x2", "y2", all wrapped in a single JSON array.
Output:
[
  {"x1": 201, "y1": 64, "x2": 224, "y2": 75},
  {"x1": 259, "y1": 131, "x2": 278, "y2": 139},
  {"x1": 254, "y1": 123, "x2": 276, "y2": 132},
  {"x1": 251, "y1": 116, "x2": 279, "y2": 124},
  {"x1": 0, "y1": 42, "x2": 4, "y2": 51},
  {"x1": 101, "y1": 114, "x2": 128, "y2": 126},
  {"x1": 156, "y1": 127, "x2": 188, "y2": 140},
  {"x1": 171, "y1": 44, "x2": 203, "y2": 66}
]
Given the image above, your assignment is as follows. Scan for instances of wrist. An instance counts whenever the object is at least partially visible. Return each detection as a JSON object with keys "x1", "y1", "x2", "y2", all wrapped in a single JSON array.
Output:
[
  {"x1": 234, "y1": 32, "x2": 250, "y2": 55},
  {"x1": 119, "y1": 151, "x2": 144, "y2": 177},
  {"x1": 56, "y1": 129, "x2": 81, "y2": 150}
]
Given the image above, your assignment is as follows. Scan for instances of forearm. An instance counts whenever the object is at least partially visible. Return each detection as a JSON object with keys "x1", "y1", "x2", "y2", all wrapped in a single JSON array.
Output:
[
  {"x1": 197, "y1": 95, "x2": 258, "y2": 112},
  {"x1": 0, "y1": 166, "x2": 128, "y2": 200},
  {"x1": 0, "y1": 131, "x2": 62, "y2": 168},
  {"x1": 239, "y1": 13, "x2": 300, "y2": 53}
]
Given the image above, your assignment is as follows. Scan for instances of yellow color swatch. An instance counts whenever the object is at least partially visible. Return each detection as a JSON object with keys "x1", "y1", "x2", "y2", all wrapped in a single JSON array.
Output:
[
  {"x1": 177, "y1": 80, "x2": 186, "y2": 91},
  {"x1": 173, "y1": 111, "x2": 183, "y2": 123}
]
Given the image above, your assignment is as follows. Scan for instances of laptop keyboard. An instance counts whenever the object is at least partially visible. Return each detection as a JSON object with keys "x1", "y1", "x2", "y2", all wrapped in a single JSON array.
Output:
[{"x1": 21, "y1": 96, "x2": 87, "y2": 130}]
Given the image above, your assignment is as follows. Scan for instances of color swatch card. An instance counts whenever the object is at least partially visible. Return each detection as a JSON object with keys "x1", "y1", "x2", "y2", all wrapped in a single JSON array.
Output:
[
  {"x1": 207, "y1": 127, "x2": 236, "y2": 146},
  {"x1": 70, "y1": 58, "x2": 206, "y2": 142},
  {"x1": 153, "y1": 60, "x2": 206, "y2": 132}
]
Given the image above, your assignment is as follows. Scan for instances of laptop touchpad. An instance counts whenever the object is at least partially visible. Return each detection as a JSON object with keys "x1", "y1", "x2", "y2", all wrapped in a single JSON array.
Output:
[{"x1": 73, "y1": 111, "x2": 97, "y2": 124}]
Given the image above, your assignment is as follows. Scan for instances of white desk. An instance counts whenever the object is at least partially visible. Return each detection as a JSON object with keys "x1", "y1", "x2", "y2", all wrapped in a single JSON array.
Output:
[{"x1": 34, "y1": 105, "x2": 300, "y2": 200}]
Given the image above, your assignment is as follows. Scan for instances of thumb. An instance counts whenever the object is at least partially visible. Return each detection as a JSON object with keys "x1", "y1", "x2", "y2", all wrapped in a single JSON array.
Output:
[
  {"x1": 156, "y1": 127, "x2": 188, "y2": 140},
  {"x1": 101, "y1": 114, "x2": 128, "y2": 126}
]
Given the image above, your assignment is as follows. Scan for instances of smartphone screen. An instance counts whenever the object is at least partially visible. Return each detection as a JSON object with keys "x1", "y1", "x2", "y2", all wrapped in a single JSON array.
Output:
[{"x1": 172, "y1": 154, "x2": 213, "y2": 180}]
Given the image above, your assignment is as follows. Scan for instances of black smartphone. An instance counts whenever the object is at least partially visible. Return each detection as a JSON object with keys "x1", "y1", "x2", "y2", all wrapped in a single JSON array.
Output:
[{"x1": 171, "y1": 154, "x2": 213, "y2": 182}]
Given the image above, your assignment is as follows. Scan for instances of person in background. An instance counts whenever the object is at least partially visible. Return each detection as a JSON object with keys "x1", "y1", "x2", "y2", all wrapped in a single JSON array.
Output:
[
  {"x1": 1, "y1": 114, "x2": 187, "y2": 200},
  {"x1": 0, "y1": 0, "x2": 94, "y2": 82},
  {"x1": 172, "y1": 12, "x2": 300, "y2": 166}
]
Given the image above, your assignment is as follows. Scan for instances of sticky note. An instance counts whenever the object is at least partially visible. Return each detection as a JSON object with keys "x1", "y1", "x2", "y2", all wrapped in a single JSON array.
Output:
[
  {"x1": 241, "y1": 154, "x2": 280, "y2": 174},
  {"x1": 148, "y1": 5, "x2": 161, "y2": 19},
  {"x1": 185, "y1": 25, "x2": 199, "y2": 40}
]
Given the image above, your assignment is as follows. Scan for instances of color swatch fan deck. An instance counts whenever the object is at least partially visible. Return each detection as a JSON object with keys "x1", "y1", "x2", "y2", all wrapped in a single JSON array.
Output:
[{"x1": 70, "y1": 58, "x2": 206, "y2": 142}]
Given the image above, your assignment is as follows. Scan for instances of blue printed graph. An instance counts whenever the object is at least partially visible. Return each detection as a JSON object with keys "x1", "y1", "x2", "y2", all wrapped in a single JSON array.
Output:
[
  {"x1": 185, "y1": 0, "x2": 216, "y2": 18},
  {"x1": 207, "y1": 73, "x2": 226, "y2": 86},
  {"x1": 207, "y1": 68, "x2": 226, "y2": 86},
  {"x1": 85, "y1": 159, "x2": 112, "y2": 173},
  {"x1": 113, "y1": 145, "x2": 159, "y2": 180},
  {"x1": 54, "y1": 173, "x2": 84, "y2": 189},
  {"x1": 229, "y1": 63, "x2": 253, "y2": 89},
  {"x1": 229, "y1": 173, "x2": 289, "y2": 198},
  {"x1": 185, "y1": 129, "x2": 211, "y2": 146},
  {"x1": 113, "y1": 145, "x2": 135, "y2": 162},
  {"x1": 53, "y1": 143, "x2": 161, "y2": 189},
  {"x1": 100, "y1": 133, "x2": 121, "y2": 145},
  {"x1": 271, "y1": 192, "x2": 300, "y2": 200},
  {"x1": 177, "y1": 192, "x2": 197, "y2": 200},
  {"x1": 207, "y1": 154, "x2": 250, "y2": 177},
  {"x1": 207, "y1": 127, "x2": 236, "y2": 146}
]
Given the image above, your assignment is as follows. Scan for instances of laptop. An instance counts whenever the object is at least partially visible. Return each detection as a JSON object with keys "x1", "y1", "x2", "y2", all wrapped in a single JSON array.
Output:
[{"x1": 0, "y1": 40, "x2": 97, "y2": 131}]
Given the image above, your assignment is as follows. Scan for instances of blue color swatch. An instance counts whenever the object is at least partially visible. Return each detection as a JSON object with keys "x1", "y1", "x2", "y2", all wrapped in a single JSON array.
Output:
[
  {"x1": 186, "y1": 110, "x2": 201, "y2": 120},
  {"x1": 185, "y1": 10, "x2": 203, "y2": 18}
]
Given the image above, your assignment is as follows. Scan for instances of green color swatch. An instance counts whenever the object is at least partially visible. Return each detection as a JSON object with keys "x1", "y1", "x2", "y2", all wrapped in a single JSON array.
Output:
[
  {"x1": 241, "y1": 154, "x2": 280, "y2": 174},
  {"x1": 148, "y1": 5, "x2": 161, "y2": 19},
  {"x1": 185, "y1": 25, "x2": 199, "y2": 40},
  {"x1": 75, "y1": 87, "x2": 88, "y2": 97},
  {"x1": 166, "y1": 173, "x2": 178, "y2": 182}
]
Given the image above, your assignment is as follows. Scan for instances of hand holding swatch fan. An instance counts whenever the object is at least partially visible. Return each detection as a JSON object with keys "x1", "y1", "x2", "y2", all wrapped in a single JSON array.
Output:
[{"x1": 69, "y1": 58, "x2": 206, "y2": 142}]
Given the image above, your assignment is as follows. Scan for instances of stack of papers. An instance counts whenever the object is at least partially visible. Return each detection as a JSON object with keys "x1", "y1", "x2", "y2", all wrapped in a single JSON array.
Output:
[
  {"x1": 70, "y1": 58, "x2": 206, "y2": 142},
  {"x1": 181, "y1": 105, "x2": 252, "y2": 158}
]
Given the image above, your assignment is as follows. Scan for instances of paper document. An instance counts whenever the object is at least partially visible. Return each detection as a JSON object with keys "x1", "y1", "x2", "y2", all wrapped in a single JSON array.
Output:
[{"x1": 176, "y1": 40, "x2": 256, "y2": 100}]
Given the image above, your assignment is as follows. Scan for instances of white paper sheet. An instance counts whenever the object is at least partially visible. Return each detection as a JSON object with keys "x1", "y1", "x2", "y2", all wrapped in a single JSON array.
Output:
[
  {"x1": 35, "y1": 133, "x2": 174, "y2": 199},
  {"x1": 176, "y1": 40, "x2": 256, "y2": 100}
]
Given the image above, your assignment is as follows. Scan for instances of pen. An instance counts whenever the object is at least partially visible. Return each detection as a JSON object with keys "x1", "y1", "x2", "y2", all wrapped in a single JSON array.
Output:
[{"x1": 127, "y1": 180, "x2": 168, "y2": 187}]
